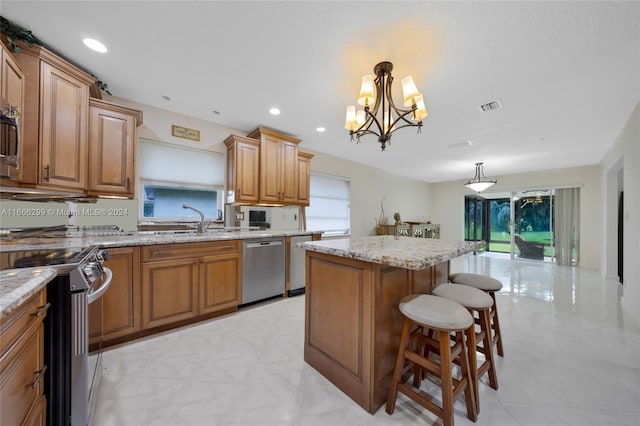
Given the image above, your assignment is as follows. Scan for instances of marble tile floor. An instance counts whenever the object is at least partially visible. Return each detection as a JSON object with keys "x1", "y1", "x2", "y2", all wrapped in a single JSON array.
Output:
[{"x1": 93, "y1": 253, "x2": 640, "y2": 426}]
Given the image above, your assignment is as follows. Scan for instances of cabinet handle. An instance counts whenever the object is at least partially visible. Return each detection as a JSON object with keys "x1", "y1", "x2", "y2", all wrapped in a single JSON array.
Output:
[
  {"x1": 126, "y1": 177, "x2": 130, "y2": 190},
  {"x1": 26, "y1": 366, "x2": 47, "y2": 389},
  {"x1": 44, "y1": 165, "x2": 50, "y2": 182},
  {"x1": 30, "y1": 303, "x2": 51, "y2": 318}
]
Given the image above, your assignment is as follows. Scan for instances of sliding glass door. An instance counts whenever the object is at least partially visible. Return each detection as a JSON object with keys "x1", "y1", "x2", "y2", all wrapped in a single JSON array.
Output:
[{"x1": 513, "y1": 190, "x2": 555, "y2": 260}]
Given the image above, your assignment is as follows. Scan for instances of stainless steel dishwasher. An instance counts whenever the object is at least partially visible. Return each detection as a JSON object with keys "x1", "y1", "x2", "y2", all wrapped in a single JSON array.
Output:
[{"x1": 242, "y1": 237, "x2": 285, "y2": 304}]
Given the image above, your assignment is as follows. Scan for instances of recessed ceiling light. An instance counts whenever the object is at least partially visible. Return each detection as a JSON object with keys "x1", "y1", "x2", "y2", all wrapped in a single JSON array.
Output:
[
  {"x1": 316, "y1": 127, "x2": 326, "y2": 132},
  {"x1": 83, "y1": 38, "x2": 107, "y2": 53},
  {"x1": 269, "y1": 107, "x2": 280, "y2": 115}
]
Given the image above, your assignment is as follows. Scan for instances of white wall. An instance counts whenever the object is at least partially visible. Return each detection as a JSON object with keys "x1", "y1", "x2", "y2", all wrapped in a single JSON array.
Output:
[
  {"x1": 430, "y1": 165, "x2": 602, "y2": 270},
  {"x1": 600, "y1": 102, "x2": 640, "y2": 324}
]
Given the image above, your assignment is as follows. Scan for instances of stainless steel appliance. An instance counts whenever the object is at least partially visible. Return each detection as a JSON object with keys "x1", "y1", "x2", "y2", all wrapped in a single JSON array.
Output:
[
  {"x1": 248, "y1": 209, "x2": 270, "y2": 229},
  {"x1": 241, "y1": 237, "x2": 285, "y2": 304},
  {"x1": 0, "y1": 111, "x2": 19, "y2": 179},
  {"x1": 288, "y1": 235, "x2": 311, "y2": 296},
  {"x1": 1, "y1": 246, "x2": 112, "y2": 426}
]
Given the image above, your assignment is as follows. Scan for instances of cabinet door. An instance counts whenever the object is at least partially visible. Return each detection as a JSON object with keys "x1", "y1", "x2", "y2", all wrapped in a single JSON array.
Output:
[
  {"x1": 296, "y1": 152, "x2": 312, "y2": 206},
  {"x1": 141, "y1": 258, "x2": 198, "y2": 329},
  {"x1": 1, "y1": 44, "x2": 24, "y2": 114},
  {"x1": 39, "y1": 61, "x2": 88, "y2": 190},
  {"x1": 235, "y1": 139, "x2": 260, "y2": 203},
  {"x1": 281, "y1": 141, "x2": 298, "y2": 203},
  {"x1": 0, "y1": 44, "x2": 25, "y2": 182},
  {"x1": 259, "y1": 135, "x2": 282, "y2": 203},
  {"x1": 89, "y1": 247, "x2": 141, "y2": 344},
  {"x1": 199, "y1": 253, "x2": 241, "y2": 314},
  {"x1": 89, "y1": 103, "x2": 136, "y2": 196},
  {"x1": 21, "y1": 394, "x2": 46, "y2": 426},
  {"x1": 0, "y1": 325, "x2": 45, "y2": 426}
]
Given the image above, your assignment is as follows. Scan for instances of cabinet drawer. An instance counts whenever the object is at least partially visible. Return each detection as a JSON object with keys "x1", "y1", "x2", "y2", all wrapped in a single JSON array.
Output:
[
  {"x1": 0, "y1": 289, "x2": 47, "y2": 360},
  {"x1": 0, "y1": 324, "x2": 45, "y2": 426},
  {"x1": 141, "y1": 240, "x2": 240, "y2": 262}
]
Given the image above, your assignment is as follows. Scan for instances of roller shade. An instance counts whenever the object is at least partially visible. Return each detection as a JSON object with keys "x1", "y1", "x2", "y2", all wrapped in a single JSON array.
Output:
[{"x1": 139, "y1": 139, "x2": 224, "y2": 186}]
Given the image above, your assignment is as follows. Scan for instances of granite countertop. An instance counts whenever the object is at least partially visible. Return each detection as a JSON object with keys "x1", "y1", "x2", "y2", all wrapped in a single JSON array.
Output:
[
  {"x1": 0, "y1": 267, "x2": 57, "y2": 318},
  {"x1": 301, "y1": 235, "x2": 483, "y2": 270},
  {"x1": 0, "y1": 229, "x2": 320, "y2": 252}
]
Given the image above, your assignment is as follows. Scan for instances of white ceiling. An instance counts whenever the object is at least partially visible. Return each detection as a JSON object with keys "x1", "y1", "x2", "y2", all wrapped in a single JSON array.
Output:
[{"x1": 3, "y1": 1, "x2": 639, "y2": 183}]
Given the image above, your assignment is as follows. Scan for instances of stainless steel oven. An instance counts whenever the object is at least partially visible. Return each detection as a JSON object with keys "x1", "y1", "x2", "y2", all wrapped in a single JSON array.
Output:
[{"x1": 2, "y1": 246, "x2": 111, "y2": 426}]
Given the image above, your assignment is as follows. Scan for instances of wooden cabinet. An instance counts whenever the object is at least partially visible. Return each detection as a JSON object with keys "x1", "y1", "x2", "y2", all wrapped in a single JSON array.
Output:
[
  {"x1": 88, "y1": 99, "x2": 142, "y2": 198},
  {"x1": 38, "y1": 60, "x2": 90, "y2": 190},
  {"x1": 224, "y1": 135, "x2": 260, "y2": 204},
  {"x1": 0, "y1": 41, "x2": 25, "y2": 181},
  {"x1": 199, "y1": 252, "x2": 242, "y2": 315},
  {"x1": 12, "y1": 44, "x2": 95, "y2": 189},
  {"x1": 0, "y1": 288, "x2": 48, "y2": 426},
  {"x1": 296, "y1": 151, "x2": 313, "y2": 206},
  {"x1": 225, "y1": 128, "x2": 313, "y2": 207},
  {"x1": 141, "y1": 257, "x2": 199, "y2": 329},
  {"x1": 141, "y1": 241, "x2": 241, "y2": 330},
  {"x1": 247, "y1": 127, "x2": 301, "y2": 205},
  {"x1": 89, "y1": 247, "x2": 141, "y2": 345}
]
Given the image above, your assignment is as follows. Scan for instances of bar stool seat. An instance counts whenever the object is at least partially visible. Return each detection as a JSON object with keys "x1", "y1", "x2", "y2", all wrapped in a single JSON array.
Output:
[
  {"x1": 387, "y1": 294, "x2": 477, "y2": 426},
  {"x1": 449, "y1": 272, "x2": 504, "y2": 357},
  {"x1": 433, "y1": 284, "x2": 499, "y2": 413}
]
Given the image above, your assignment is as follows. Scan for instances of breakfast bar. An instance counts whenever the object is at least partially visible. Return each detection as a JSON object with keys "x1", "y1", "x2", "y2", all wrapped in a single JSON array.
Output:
[{"x1": 301, "y1": 236, "x2": 481, "y2": 413}]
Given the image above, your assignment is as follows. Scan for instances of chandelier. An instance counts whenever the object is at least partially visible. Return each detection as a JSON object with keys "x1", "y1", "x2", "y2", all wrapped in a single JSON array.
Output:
[
  {"x1": 344, "y1": 61, "x2": 427, "y2": 151},
  {"x1": 464, "y1": 162, "x2": 497, "y2": 192}
]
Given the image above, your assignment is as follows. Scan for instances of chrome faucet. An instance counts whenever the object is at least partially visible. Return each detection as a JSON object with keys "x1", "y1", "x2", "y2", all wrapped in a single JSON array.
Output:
[{"x1": 182, "y1": 203, "x2": 207, "y2": 233}]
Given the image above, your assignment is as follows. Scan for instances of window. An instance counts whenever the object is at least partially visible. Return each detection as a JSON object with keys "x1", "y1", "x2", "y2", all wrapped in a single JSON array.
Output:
[
  {"x1": 142, "y1": 185, "x2": 221, "y2": 219},
  {"x1": 306, "y1": 173, "x2": 350, "y2": 236},
  {"x1": 138, "y1": 139, "x2": 225, "y2": 220}
]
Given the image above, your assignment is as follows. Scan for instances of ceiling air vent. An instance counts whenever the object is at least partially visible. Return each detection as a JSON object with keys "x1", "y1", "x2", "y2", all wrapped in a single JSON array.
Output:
[{"x1": 479, "y1": 99, "x2": 503, "y2": 112}]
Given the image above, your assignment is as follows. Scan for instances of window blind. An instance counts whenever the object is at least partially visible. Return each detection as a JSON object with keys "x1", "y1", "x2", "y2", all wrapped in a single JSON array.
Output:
[
  {"x1": 306, "y1": 173, "x2": 350, "y2": 236},
  {"x1": 138, "y1": 139, "x2": 225, "y2": 187}
]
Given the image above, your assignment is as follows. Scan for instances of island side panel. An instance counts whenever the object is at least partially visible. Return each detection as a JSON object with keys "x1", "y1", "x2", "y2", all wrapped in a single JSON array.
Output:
[
  {"x1": 304, "y1": 251, "x2": 373, "y2": 411},
  {"x1": 372, "y1": 265, "x2": 412, "y2": 411}
]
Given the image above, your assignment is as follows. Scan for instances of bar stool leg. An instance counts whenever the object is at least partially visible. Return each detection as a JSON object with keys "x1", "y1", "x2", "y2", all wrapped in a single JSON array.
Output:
[
  {"x1": 439, "y1": 330, "x2": 454, "y2": 426},
  {"x1": 464, "y1": 321, "x2": 479, "y2": 414},
  {"x1": 479, "y1": 308, "x2": 499, "y2": 390},
  {"x1": 386, "y1": 318, "x2": 411, "y2": 415},
  {"x1": 489, "y1": 291, "x2": 504, "y2": 357}
]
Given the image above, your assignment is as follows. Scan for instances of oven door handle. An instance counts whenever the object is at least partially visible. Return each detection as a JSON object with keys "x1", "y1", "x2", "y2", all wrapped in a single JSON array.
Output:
[{"x1": 88, "y1": 267, "x2": 112, "y2": 304}]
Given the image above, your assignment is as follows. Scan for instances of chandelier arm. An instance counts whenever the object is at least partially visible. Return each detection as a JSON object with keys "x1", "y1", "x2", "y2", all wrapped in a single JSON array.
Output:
[
  {"x1": 388, "y1": 108, "x2": 421, "y2": 130},
  {"x1": 354, "y1": 108, "x2": 384, "y2": 138}
]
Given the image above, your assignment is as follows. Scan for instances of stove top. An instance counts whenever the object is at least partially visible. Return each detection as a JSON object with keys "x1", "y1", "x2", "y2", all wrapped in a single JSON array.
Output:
[{"x1": 0, "y1": 246, "x2": 95, "y2": 272}]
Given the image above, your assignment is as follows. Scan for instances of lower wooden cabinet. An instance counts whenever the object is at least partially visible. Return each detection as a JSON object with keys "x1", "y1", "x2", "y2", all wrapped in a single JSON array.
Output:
[
  {"x1": 199, "y1": 253, "x2": 242, "y2": 315},
  {"x1": 0, "y1": 289, "x2": 48, "y2": 426},
  {"x1": 141, "y1": 257, "x2": 199, "y2": 329},
  {"x1": 89, "y1": 247, "x2": 141, "y2": 345},
  {"x1": 140, "y1": 241, "x2": 241, "y2": 331}
]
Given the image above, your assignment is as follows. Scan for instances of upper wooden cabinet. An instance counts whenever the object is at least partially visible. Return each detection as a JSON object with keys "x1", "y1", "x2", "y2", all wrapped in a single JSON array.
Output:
[
  {"x1": 247, "y1": 127, "x2": 302, "y2": 205},
  {"x1": 88, "y1": 98, "x2": 142, "y2": 198},
  {"x1": 224, "y1": 135, "x2": 260, "y2": 204},
  {"x1": 0, "y1": 42, "x2": 25, "y2": 182},
  {"x1": 296, "y1": 151, "x2": 314, "y2": 205},
  {"x1": 227, "y1": 127, "x2": 312, "y2": 206},
  {"x1": 12, "y1": 43, "x2": 95, "y2": 190}
]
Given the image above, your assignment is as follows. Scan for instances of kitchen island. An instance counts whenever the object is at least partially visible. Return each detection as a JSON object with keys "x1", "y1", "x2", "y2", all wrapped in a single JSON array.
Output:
[{"x1": 301, "y1": 235, "x2": 481, "y2": 414}]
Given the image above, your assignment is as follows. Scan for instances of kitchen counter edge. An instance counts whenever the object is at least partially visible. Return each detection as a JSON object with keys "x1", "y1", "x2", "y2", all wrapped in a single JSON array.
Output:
[{"x1": 0, "y1": 267, "x2": 57, "y2": 318}]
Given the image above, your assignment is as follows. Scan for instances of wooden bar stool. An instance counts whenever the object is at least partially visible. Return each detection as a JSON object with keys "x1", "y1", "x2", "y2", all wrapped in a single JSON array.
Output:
[
  {"x1": 432, "y1": 283, "x2": 498, "y2": 413},
  {"x1": 386, "y1": 294, "x2": 477, "y2": 426},
  {"x1": 449, "y1": 272, "x2": 504, "y2": 357}
]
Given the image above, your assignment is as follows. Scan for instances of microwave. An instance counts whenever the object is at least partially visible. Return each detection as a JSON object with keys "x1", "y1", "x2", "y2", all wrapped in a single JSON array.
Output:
[{"x1": 0, "y1": 112, "x2": 19, "y2": 179}]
